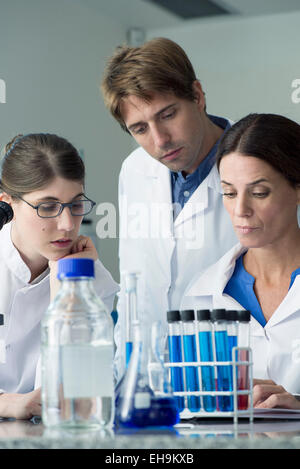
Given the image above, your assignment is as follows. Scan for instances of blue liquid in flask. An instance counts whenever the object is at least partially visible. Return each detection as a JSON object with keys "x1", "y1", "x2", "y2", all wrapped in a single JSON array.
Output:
[{"x1": 116, "y1": 392, "x2": 179, "y2": 428}]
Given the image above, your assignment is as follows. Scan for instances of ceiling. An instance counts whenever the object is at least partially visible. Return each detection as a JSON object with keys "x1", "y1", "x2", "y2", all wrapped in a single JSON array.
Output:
[
  {"x1": 78, "y1": 0, "x2": 300, "y2": 30},
  {"x1": 144, "y1": 0, "x2": 231, "y2": 19},
  {"x1": 144, "y1": 0, "x2": 300, "y2": 18}
]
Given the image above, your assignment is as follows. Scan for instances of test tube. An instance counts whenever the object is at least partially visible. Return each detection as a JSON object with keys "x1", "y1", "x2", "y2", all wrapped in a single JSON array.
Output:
[
  {"x1": 166, "y1": 310, "x2": 185, "y2": 412},
  {"x1": 226, "y1": 310, "x2": 238, "y2": 387},
  {"x1": 211, "y1": 309, "x2": 233, "y2": 412},
  {"x1": 124, "y1": 272, "x2": 139, "y2": 367},
  {"x1": 236, "y1": 310, "x2": 251, "y2": 410},
  {"x1": 227, "y1": 310, "x2": 238, "y2": 356},
  {"x1": 181, "y1": 310, "x2": 201, "y2": 413},
  {"x1": 196, "y1": 309, "x2": 216, "y2": 412}
]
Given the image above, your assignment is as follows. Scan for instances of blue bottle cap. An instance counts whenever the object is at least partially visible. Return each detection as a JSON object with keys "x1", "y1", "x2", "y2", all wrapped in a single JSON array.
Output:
[{"x1": 57, "y1": 258, "x2": 95, "y2": 279}]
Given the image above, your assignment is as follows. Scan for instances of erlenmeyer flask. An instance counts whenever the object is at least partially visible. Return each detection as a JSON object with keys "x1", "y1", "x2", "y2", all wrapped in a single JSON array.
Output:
[
  {"x1": 148, "y1": 321, "x2": 179, "y2": 426},
  {"x1": 115, "y1": 320, "x2": 179, "y2": 428}
]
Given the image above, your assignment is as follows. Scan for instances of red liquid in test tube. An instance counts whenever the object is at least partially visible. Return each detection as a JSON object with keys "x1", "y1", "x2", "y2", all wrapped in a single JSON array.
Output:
[{"x1": 237, "y1": 349, "x2": 249, "y2": 410}]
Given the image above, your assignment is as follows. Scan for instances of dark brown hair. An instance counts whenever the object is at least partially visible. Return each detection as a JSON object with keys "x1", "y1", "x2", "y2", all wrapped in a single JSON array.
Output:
[
  {"x1": 1, "y1": 133, "x2": 85, "y2": 198},
  {"x1": 216, "y1": 113, "x2": 300, "y2": 187},
  {"x1": 101, "y1": 37, "x2": 199, "y2": 132}
]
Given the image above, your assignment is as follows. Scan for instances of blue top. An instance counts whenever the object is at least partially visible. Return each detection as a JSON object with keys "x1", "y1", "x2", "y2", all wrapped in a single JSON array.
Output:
[
  {"x1": 171, "y1": 115, "x2": 231, "y2": 218},
  {"x1": 57, "y1": 258, "x2": 94, "y2": 279},
  {"x1": 224, "y1": 254, "x2": 300, "y2": 327}
]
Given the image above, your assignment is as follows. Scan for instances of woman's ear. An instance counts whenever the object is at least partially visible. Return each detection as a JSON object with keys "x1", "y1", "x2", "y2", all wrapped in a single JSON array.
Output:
[
  {"x1": 295, "y1": 184, "x2": 300, "y2": 204},
  {"x1": 0, "y1": 192, "x2": 13, "y2": 205}
]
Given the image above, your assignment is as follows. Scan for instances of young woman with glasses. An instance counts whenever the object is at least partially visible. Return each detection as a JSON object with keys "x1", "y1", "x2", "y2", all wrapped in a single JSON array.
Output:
[{"x1": 0, "y1": 133, "x2": 118, "y2": 419}]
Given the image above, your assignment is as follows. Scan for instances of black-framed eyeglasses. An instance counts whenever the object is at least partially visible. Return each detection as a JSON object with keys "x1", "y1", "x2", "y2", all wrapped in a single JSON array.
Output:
[{"x1": 17, "y1": 195, "x2": 96, "y2": 218}]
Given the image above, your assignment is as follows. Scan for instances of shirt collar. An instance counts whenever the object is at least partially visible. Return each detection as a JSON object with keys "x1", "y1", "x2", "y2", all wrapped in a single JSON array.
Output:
[
  {"x1": 0, "y1": 223, "x2": 49, "y2": 285},
  {"x1": 171, "y1": 114, "x2": 231, "y2": 184}
]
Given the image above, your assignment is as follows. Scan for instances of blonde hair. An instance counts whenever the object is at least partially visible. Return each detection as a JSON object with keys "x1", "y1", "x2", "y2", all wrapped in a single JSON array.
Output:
[{"x1": 101, "y1": 37, "x2": 198, "y2": 132}]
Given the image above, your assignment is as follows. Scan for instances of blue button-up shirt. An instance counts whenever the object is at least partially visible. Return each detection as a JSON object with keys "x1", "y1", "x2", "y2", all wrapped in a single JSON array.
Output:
[
  {"x1": 224, "y1": 253, "x2": 300, "y2": 327},
  {"x1": 171, "y1": 115, "x2": 231, "y2": 218}
]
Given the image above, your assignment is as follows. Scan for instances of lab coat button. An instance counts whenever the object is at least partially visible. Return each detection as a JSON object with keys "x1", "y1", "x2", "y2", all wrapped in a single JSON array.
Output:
[{"x1": 183, "y1": 191, "x2": 190, "y2": 197}]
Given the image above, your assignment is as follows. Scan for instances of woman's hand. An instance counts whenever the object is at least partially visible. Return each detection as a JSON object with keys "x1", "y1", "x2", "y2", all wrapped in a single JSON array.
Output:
[
  {"x1": 49, "y1": 235, "x2": 98, "y2": 300},
  {"x1": 0, "y1": 388, "x2": 41, "y2": 420},
  {"x1": 253, "y1": 379, "x2": 300, "y2": 409},
  {"x1": 67, "y1": 235, "x2": 98, "y2": 261}
]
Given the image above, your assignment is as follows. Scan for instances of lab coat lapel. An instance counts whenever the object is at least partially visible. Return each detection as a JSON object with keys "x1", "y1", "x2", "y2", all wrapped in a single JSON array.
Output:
[
  {"x1": 266, "y1": 276, "x2": 300, "y2": 328},
  {"x1": 174, "y1": 164, "x2": 221, "y2": 228},
  {"x1": 214, "y1": 293, "x2": 264, "y2": 335},
  {"x1": 144, "y1": 162, "x2": 173, "y2": 237},
  {"x1": 144, "y1": 163, "x2": 175, "y2": 283}
]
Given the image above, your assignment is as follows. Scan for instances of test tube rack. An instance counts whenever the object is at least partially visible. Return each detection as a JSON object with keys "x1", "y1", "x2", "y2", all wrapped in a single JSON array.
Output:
[{"x1": 165, "y1": 346, "x2": 253, "y2": 424}]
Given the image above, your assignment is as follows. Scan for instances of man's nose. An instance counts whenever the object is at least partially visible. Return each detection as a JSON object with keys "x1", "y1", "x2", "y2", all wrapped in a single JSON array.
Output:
[{"x1": 151, "y1": 124, "x2": 171, "y2": 149}]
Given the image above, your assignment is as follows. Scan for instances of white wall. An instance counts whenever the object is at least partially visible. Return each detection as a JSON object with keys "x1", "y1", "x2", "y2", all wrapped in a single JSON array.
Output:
[
  {"x1": 1, "y1": 3, "x2": 300, "y2": 286},
  {"x1": 146, "y1": 11, "x2": 300, "y2": 123},
  {"x1": 0, "y1": 0, "x2": 132, "y2": 282}
]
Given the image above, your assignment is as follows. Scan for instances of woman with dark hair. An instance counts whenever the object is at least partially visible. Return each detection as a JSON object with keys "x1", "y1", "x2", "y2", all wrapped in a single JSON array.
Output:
[
  {"x1": 0, "y1": 133, "x2": 118, "y2": 419},
  {"x1": 182, "y1": 114, "x2": 300, "y2": 409}
]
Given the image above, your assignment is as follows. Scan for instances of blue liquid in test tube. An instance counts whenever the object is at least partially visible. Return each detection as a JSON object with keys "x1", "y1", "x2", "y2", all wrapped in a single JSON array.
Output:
[
  {"x1": 124, "y1": 272, "x2": 139, "y2": 368},
  {"x1": 181, "y1": 310, "x2": 201, "y2": 413},
  {"x1": 211, "y1": 309, "x2": 233, "y2": 412},
  {"x1": 126, "y1": 342, "x2": 133, "y2": 368},
  {"x1": 167, "y1": 311, "x2": 185, "y2": 412},
  {"x1": 196, "y1": 310, "x2": 216, "y2": 412}
]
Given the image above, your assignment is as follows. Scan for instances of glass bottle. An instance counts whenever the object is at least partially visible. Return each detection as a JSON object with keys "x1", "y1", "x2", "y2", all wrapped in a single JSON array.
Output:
[{"x1": 41, "y1": 258, "x2": 114, "y2": 429}]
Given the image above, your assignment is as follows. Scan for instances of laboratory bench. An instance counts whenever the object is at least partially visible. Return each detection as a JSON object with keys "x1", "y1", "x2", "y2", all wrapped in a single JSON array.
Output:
[{"x1": 1, "y1": 417, "x2": 300, "y2": 449}]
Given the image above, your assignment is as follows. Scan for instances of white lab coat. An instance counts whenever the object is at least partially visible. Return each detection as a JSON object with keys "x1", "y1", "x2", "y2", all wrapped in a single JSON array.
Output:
[
  {"x1": 114, "y1": 145, "x2": 237, "y2": 381},
  {"x1": 181, "y1": 242, "x2": 300, "y2": 394},
  {"x1": 0, "y1": 223, "x2": 119, "y2": 394}
]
